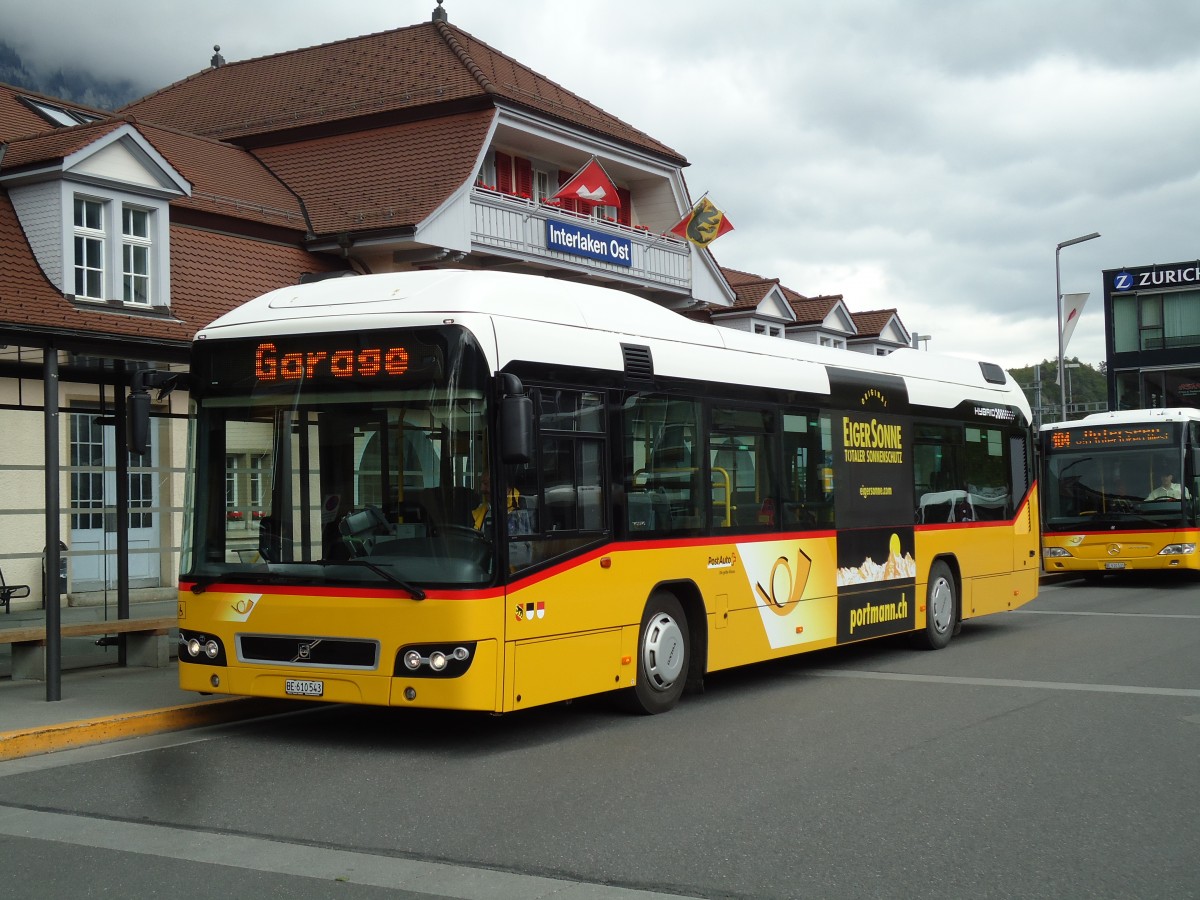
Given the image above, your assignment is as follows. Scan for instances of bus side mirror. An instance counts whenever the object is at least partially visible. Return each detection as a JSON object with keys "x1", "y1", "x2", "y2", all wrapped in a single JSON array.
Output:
[
  {"x1": 127, "y1": 370, "x2": 187, "y2": 455},
  {"x1": 128, "y1": 388, "x2": 152, "y2": 455},
  {"x1": 498, "y1": 373, "x2": 533, "y2": 465}
]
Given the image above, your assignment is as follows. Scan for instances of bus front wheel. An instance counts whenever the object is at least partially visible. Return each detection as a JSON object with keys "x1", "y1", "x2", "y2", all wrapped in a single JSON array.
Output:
[
  {"x1": 625, "y1": 593, "x2": 689, "y2": 714},
  {"x1": 914, "y1": 560, "x2": 956, "y2": 650}
]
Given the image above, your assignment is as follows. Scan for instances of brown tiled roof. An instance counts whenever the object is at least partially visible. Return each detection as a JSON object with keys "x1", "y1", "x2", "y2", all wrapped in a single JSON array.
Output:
[
  {"x1": 717, "y1": 267, "x2": 780, "y2": 311},
  {"x1": 2, "y1": 117, "x2": 309, "y2": 233},
  {"x1": 169, "y1": 225, "x2": 342, "y2": 329},
  {"x1": 850, "y1": 308, "x2": 903, "y2": 340},
  {"x1": 252, "y1": 110, "x2": 493, "y2": 234},
  {"x1": 119, "y1": 21, "x2": 684, "y2": 163},
  {"x1": 789, "y1": 294, "x2": 844, "y2": 326},
  {"x1": 137, "y1": 124, "x2": 309, "y2": 232},
  {"x1": 1, "y1": 118, "x2": 124, "y2": 169},
  {"x1": 0, "y1": 82, "x2": 109, "y2": 144}
]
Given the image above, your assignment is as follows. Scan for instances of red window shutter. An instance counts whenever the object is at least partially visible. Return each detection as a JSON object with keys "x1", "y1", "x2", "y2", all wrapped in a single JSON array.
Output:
[
  {"x1": 515, "y1": 157, "x2": 533, "y2": 199},
  {"x1": 495, "y1": 152, "x2": 513, "y2": 193},
  {"x1": 557, "y1": 170, "x2": 576, "y2": 214},
  {"x1": 617, "y1": 187, "x2": 631, "y2": 226}
]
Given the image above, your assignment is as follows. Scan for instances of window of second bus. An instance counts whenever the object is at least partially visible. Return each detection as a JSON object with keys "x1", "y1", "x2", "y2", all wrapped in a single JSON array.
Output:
[{"x1": 782, "y1": 411, "x2": 834, "y2": 528}]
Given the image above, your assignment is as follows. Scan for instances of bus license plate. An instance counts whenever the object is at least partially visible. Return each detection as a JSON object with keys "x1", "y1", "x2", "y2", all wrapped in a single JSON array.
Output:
[
  {"x1": 1104, "y1": 562, "x2": 1126, "y2": 570},
  {"x1": 285, "y1": 679, "x2": 324, "y2": 697}
]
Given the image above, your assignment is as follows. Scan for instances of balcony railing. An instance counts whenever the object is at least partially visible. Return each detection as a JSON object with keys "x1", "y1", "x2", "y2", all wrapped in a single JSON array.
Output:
[{"x1": 470, "y1": 187, "x2": 691, "y2": 292}]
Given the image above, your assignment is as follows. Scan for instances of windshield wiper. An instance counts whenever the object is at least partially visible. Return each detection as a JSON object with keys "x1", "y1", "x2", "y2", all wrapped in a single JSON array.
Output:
[{"x1": 321, "y1": 558, "x2": 426, "y2": 601}]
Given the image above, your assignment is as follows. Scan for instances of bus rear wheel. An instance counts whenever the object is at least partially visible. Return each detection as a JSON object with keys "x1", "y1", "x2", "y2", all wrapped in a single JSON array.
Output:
[
  {"x1": 625, "y1": 592, "x2": 689, "y2": 714},
  {"x1": 913, "y1": 560, "x2": 956, "y2": 650}
]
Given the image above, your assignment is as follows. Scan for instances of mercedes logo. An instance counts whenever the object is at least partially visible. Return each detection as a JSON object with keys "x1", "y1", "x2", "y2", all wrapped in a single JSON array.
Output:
[{"x1": 1107, "y1": 544, "x2": 1121, "y2": 556}]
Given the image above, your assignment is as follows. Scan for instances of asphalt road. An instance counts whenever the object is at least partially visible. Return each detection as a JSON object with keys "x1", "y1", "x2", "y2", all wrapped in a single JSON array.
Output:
[{"x1": 2, "y1": 572, "x2": 1198, "y2": 899}]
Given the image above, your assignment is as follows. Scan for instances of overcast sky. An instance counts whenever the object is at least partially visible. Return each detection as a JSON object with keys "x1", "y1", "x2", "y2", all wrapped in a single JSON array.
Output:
[{"x1": 7, "y1": 0, "x2": 1200, "y2": 371}]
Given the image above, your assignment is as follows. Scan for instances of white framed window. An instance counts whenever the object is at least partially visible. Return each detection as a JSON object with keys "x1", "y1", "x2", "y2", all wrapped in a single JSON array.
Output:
[
  {"x1": 591, "y1": 203, "x2": 618, "y2": 223},
  {"x1": 532, "y1": 169, "x2": 553, "y2": 203},
  {"x1": 73, "y1": 197, "x2": 105, "y2": 299},
  {"x1": 754, "y1": 324, "x2": 766, "y2": 335},
  {"x1": 122, "y1": 205, "x2": 152, "y2": 304},
  {"x1": 66, "y1": 188, "x2": 170, "y2": 307}
]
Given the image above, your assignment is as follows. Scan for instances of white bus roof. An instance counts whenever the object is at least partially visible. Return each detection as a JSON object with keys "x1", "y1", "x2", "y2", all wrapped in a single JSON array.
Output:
[
  {"x1": 1040, "y1": 407, "x2": 1200, "y2": 432},
  {"x1": 198, "y1": 270, "x2": 1030, "y2": 419}
]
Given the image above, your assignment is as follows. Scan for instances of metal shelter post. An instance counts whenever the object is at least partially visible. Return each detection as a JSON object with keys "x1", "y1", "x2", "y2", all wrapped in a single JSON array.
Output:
[{"x1": 43, "y1": 347, "x2": 62, "y2": 700}]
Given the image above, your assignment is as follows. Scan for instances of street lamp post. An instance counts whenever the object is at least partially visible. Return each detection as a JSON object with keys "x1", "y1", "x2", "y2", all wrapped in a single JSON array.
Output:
[
  {"x1": 1056, "y1": 232, "x2": 1101, "y2": 421},
  {"x1": 1064, "y1": 362, "x2": 1081, "y2": 418}
]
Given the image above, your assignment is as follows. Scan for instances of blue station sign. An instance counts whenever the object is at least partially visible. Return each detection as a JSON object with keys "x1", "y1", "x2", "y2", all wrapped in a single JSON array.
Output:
[{"x1": 546, "y1": 219, "x2": 632, "y2": 268}]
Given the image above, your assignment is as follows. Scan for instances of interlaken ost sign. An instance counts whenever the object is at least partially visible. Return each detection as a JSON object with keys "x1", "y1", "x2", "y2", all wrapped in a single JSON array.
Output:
[{"x1": 546, "y1": 219, "x2": 633, "y2": 268}]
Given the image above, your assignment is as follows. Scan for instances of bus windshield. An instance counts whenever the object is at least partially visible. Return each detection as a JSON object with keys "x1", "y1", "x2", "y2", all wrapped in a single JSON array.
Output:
[
  {"x1": 181, "y1": 325, "x2": 496, "y2": 590},
  {"x1": 1042, "y1": 442, "x2": 1193, "y2": 531}
]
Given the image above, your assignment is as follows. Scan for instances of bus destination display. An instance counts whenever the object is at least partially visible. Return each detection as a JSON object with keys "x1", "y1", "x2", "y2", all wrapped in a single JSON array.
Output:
[
  {"x1": 202, "y1": 333, "x2": 446, "y2": 390},
  {"x1": 1049, "y1": 424, "x2": 1174, "y2": 450}
]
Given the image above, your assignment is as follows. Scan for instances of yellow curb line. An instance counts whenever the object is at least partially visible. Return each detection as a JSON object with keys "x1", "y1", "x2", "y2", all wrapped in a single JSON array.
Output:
[{"x1": 0, "y1": 698, "x2": 290, "y2": 762}]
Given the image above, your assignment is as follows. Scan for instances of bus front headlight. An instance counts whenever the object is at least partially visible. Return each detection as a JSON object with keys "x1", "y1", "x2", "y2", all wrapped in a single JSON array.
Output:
[
  {"x1": 1043, "y1": 547, "x2": 1072, "y2": 558},
  {"x1": 1158, "y1": 543, "x2": 1196, "y2": 555}
]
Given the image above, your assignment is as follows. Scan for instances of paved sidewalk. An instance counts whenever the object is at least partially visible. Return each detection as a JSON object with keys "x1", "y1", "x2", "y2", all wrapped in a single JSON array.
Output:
[
  {"x1": 0, "y1": 663, "x2": 293, "y2": 761},
  {"x1": 1, "y1": 597, "x2": 294, "y2": 761}
]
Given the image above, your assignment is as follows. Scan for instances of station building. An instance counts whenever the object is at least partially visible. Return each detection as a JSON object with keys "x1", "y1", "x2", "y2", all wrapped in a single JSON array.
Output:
[{"x1": 0, "y1": 4, "x2": 912, "y2": 671}]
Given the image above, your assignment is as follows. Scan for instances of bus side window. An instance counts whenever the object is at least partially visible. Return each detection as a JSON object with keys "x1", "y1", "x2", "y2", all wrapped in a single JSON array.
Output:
[
  {"x1": 782, "y1": 411, "x2": 831, "y2": 528},
  {"x1": 623, "y1": 394, "x2": 702, "y2": 535}
]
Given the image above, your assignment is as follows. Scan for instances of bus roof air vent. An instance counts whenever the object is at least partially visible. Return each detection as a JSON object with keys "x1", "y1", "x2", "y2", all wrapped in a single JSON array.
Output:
[
  {"x1": 979, "y1": 362, "x2": 1006, "y2": 385},
  {"x1": 621, "y1": 343, "x2": 654, "y2": 380}
]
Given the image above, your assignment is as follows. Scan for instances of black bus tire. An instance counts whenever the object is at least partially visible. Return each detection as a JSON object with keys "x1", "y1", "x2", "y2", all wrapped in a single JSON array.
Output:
[
  {"x1": 624, "y1": 592, "x2": 689, "y2": 714},
  {"x1": 914, "y1": 560, "x2": 956, "y2": 650}
]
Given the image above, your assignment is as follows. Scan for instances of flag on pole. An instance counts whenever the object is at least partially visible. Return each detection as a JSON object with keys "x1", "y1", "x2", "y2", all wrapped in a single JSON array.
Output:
[
  {"x1": 549, "y1": 157, "x2": 621, "y2": 209},
  {"x1": 669, "y1": 197, "x2": 734, "y2": 247},
  {"x1": 1061, "y1": 292, "x2": 1089, "y2": 351}
]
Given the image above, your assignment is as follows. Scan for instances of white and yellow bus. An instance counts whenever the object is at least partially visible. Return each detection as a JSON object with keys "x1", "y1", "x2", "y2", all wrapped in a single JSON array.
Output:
[
  {"x1": 1040, "y1": 408, "x2": 1200, "y2": 575},
  {"x1": 169, "y1": 270, "x2": 1039, "y2": 714}
]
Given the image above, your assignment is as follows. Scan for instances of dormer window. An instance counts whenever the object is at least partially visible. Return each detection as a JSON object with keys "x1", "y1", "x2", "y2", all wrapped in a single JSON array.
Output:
[{"x1": 68, "y1": 190, "x2": 165, "y2": 307}]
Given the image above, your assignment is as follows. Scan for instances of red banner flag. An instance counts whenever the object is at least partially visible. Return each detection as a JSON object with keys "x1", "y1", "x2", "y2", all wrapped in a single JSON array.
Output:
[
  {"x1": 550, "y1": 158, "x2": 621, "y2": 209},
  {"x1": 669, "y1": 197, "x2": 734, "y2": 247}
]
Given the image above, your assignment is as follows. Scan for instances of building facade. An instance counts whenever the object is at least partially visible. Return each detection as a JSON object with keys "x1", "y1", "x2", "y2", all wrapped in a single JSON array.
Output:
[{"x1": 1104, "y1": 260, "x2": 1200, "y2": 410}]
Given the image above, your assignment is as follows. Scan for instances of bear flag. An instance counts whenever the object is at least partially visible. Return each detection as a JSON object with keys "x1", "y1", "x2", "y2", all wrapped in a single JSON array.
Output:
[{"x1": 669, "y1": 197, "x2": 734, "y2": 247}]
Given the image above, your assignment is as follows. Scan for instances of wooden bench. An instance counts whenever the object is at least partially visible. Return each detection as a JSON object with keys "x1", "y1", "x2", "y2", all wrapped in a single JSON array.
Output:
[{"x1": 0, "y1": 615, "x2": 178, "y2": 681}]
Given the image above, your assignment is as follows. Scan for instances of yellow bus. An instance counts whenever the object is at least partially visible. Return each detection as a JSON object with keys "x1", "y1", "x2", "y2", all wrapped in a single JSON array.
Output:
[
  {"x1": 1040, "y1": 408, "x2": 1200, "y2": 575},
  {"x1": 165, "y1": 270, "x2": 1039, "y2": 714}
]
